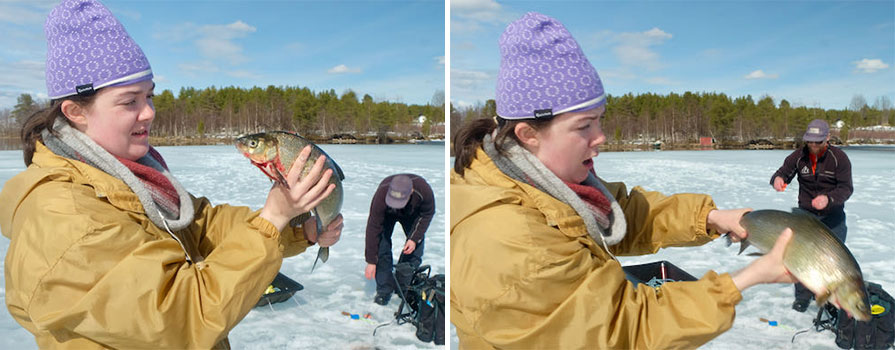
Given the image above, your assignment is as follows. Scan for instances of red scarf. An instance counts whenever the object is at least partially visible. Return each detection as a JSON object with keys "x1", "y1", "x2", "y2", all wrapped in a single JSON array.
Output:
[
  {"x1": 115, "y1": 147, "x2": 180, "y2": 216},
  {"x1": 564, "y1": 179, "x2": 612, "y2": 229}
]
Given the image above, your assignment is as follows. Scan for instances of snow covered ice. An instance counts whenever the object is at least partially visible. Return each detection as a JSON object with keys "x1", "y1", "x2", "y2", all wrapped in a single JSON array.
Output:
[
  {"x1": 0, "y1": 143, "x2": 445, "y2": 350},
  {"x1": 450, "y1": 146, "x2": 895, "y2": 350}
]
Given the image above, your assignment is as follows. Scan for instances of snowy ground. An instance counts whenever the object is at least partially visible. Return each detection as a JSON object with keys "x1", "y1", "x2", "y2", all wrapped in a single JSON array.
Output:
[
  {"x1": 450, "y1": 146, "x2": 895, "y2": 350},
  {"x1": 0, "y1": 143, "x2": 445, "y2": 350}
]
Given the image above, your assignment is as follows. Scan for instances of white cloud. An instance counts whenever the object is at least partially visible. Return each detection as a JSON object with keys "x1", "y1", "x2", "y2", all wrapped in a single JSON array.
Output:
[
  {"x1": 645, "y1": 77, "x2": 677, "y2": 85},
  {"x1": 327, "y1": 64, "x2": 362, "y2": 74},
  {"x1": 612, "y1": 27, "x2": 673, "y2": 71},
  {"x1": 744, "y1": 70, "x2": 779, "y2": 80},
  {"x1": 156, "y1": 20, "x2": 256, "y2": 65},
  {"x1": 854, "y1": 58, "x2": 889, "y2": 73},
  {"x1": 450, "y1": 0, "x2": 514, "y2": 34},
  {"x1": 451, "y1": 68, "x2": 491, "y2": 90},
  {"x1": 0, "y1": 3, "x2": 51, "y2": 25},
  {"x1": 451, "y1": 0, "x2": 502, "y2": 22},
  {"x1": 195, "y1": 20, "x2": 256, "y2": 64}
]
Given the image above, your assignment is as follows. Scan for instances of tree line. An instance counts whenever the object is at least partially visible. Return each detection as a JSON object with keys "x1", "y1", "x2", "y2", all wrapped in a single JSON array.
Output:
[
  {"x1": 450, "y1": 92, "x2": 893, "y2": 146},
  {"x1": 1, "y1": 85, "x2": 446, "y2": 145}
]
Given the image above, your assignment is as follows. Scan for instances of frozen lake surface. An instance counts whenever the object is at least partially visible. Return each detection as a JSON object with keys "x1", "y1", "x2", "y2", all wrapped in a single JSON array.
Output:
[
  {"x1": 0, "y1": 143, "x2": 445, "y2": 349},
  {"x1": 451, "y1": 146, "x2": 895, "y2": 350}
]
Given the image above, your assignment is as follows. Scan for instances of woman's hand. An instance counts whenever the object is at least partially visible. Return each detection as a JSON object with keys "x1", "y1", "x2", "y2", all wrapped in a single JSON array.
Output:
[
  {"x1": 707, "y1": 208, "x2": 752, "y2": 242},
  {"x1": 731, "y1": 228, "x2": 798, "y2": 291},
  {"x1": 260, "y1": 146, "x2": 336, "y2": 231},
  {"x1": 303, "y1": 214, "x2": 343, "y2": 248}
]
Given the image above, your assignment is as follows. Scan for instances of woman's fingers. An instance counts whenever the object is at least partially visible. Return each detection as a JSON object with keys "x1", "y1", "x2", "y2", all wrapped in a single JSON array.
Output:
[
  {"x1": 293, "y1": 154, "x2": 328, "y2": 193},
  {"x1": 302, "y1": 183, "x2": 336, "y2": 211},
  {"x1": 286, "y1": 146, "x2": 312, "y2": 185}
]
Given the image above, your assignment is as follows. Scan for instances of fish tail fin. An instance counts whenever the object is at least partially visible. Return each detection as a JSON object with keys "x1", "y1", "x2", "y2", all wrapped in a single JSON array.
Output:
[{"x1": 310, "y1": 247, "x2": 329, "y2": 273}]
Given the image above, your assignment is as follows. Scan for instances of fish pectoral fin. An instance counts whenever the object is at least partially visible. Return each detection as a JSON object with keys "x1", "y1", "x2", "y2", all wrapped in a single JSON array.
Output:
[
  {"x1": 746, "y1": 252, "x2": 764, "y2": 257},
  {"x1": 274, "y1": 168, "x2": 290, "y2": 189},
  {"x1": 737, "y1": 241, "x2": 751, "y2": 255}
]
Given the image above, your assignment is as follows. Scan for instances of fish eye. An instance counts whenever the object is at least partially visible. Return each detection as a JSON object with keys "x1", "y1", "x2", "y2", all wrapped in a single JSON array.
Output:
[{"x1": 248, "y1": 140, "x2": 257, "y2": 148}]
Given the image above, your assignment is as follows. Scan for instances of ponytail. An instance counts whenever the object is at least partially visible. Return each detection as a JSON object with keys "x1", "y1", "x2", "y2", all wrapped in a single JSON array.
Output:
[
  {"x1": 21, "y1": 94, "x2": 94, "y2": 166},
  {"x1": 452, "y1": 116, "x2": 552, "y2": 175}
]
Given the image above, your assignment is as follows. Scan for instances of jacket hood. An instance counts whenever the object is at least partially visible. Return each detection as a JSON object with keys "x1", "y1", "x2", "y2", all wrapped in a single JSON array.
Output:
[
  {"x1": 452, "y1": 148, "x2": 603, "y2": 242},
  {"x1": 1, "y1": 142, "x2": 140, "y2": 239}
]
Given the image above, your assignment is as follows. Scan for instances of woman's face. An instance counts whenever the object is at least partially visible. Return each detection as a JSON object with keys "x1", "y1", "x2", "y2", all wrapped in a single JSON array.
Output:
[
  {"x1": 529, "y1": 106, "x2": 607, "y2": 183},
  {"x1": 77, "y1": 80, "x2": 155, "y2": 161}
]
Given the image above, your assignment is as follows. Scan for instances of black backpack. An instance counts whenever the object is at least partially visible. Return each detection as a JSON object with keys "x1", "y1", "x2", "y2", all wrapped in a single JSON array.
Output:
[
  {"x1": 813, "y1": 281, "x2": 894, "y2": 349},
  {"x1": 393, "y1": 264, "x2": 445, "y2": 345}
]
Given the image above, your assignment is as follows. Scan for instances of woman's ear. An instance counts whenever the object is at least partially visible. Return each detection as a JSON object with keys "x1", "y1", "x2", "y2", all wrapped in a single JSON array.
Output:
[
  {"x1": 514, "y1": 122, "x2": 539, "y2": 148},
  {"x1": 60, "y1": 100, "x2": 88, "y2": 129}
]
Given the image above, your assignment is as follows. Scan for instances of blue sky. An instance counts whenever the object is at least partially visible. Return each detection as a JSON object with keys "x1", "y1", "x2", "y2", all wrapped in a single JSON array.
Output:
[
  {"x1": 451, "y1": 0, "x2": 894, "y2": 111},
  {"x1": 0, "y1": 0, "x2": 445, "y2": 109}
]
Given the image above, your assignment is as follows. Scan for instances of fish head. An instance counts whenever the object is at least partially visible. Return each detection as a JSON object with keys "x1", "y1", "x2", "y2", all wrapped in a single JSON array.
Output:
[
  {"x1": 236, "y1": 133, "x2": 279, "y2": 165},
  {"x1": 834, "y1": 278, "x2": 871, "y2": 322},
  {"x1": 236, "y1": 133, "x2": 287, "y2": 184}
]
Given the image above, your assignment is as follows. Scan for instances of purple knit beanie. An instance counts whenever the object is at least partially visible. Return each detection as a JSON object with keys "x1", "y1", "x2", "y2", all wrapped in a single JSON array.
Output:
[
  {"x1": 496, "y1": 12, "x2": 605, "y2": 120},
  {"x1": 45, "y1": 0, "x2": 153, "y2": 99}
]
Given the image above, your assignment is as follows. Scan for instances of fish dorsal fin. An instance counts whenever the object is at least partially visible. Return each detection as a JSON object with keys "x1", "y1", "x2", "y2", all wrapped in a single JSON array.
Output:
[{"x1": 313, "y1": 145, "x2": 345, "y2": 181}]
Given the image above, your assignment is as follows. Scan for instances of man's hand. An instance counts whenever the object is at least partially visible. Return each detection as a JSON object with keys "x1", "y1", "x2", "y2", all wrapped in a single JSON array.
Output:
[
  {"x1": 773, "y1": 176, "x2": 787, "y2": 192},
  {"x1": 402, "y1": 240, "x2": 417, "y2": 255},
  {"x1": 365, "y1": 263, "x2": 376, "y2": 280},
  {"x1": 812, "y1": 195, "x2": 829, "y2": 210}
]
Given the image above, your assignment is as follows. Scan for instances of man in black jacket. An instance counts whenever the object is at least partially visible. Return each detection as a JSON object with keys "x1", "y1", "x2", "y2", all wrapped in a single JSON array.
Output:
[
  {"x1": 770, "y1": 119, "x2": 853, "y2": 312},
  {"x1": 364, "y1": 174, "x2": 435, "y2": 305}
]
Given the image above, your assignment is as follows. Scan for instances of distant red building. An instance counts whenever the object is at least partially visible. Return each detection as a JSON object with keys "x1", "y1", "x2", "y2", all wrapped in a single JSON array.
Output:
[{"x1": 699, "y1": 137, "x2": 715, "y2": 146}]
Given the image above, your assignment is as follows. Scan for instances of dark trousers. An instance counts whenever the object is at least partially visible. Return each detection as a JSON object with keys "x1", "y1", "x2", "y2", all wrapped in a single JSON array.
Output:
[
  {"x1": 375, "y1": 225, "x2": 425, "y2": 296},
  {"x1": 794, "y1": 208, "x2": 847, "y2": 300}
]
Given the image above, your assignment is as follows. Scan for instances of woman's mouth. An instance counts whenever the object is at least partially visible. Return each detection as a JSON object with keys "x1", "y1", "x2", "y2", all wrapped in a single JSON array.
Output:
[{"x1": 132, "y1": 130, "x2": 148, "y2": 137}]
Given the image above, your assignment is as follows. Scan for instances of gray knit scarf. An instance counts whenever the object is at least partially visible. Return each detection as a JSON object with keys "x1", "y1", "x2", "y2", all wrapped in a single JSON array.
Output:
[
  {"x1": 42, "y1": 117, "x2": 195, "y2": 231},
  {"x1": 483, "y1": 133, "x2": 627, "y2": 252}
]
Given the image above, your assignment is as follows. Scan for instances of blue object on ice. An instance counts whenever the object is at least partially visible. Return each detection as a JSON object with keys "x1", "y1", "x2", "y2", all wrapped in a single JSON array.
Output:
[
  {"x1": 768, "y1": 321, "x2": 778, "y2": 326},
  {"x1": 351, "y1": 314, "x2": 359, "y2": 320}
]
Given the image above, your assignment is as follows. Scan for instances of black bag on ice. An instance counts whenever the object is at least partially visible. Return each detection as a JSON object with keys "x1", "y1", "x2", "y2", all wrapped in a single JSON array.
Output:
[
  {"x1": 392, "y1": 265, "x2": 445, "y2": 345},
  {"x1": 813, "y1": 281, "x2": 894, "y2": 349}
]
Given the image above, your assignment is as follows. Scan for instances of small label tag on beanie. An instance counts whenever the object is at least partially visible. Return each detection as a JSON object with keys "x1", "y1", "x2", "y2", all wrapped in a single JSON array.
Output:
[
  {"x1": 533, "y1": 109, "x2": 553, "y2": 119},
  {"x1": 75, "y1": 83, "x2": 95, "y2": 96}
]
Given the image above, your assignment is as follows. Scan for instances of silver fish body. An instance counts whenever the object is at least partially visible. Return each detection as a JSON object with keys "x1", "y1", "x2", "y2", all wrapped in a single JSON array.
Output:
[
  {"x1": 737, "y1": 209, "x2": 870, "y2": 321},
  {"x1": 236, "y1": 131, "x2": 344, "y2": 271}
]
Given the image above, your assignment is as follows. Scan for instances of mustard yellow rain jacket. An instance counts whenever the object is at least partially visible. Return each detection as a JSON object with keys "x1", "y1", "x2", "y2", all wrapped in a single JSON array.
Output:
[
  {"x1": 0, "y1": 142, "x2": 312, "y2": 349},
  {"x1": 451, "y1": 149, "x2": 743, "y2": 349}
]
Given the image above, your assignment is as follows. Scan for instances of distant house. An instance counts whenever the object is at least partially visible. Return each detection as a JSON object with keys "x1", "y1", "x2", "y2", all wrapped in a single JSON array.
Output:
[{"x1": 699, "y1": 137, "x2": 715, "y2": 146}]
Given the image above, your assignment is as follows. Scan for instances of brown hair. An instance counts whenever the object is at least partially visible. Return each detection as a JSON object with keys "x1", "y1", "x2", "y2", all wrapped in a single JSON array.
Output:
[
  {"x1": 452, "y1": 116, "x2": 552, "y2": 175},
  {"x1": 21, "y1": 94, "x2": 95, "y2": 166}
]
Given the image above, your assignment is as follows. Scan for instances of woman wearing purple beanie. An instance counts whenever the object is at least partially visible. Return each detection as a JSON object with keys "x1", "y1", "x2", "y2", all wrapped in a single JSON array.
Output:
[
  {"x1": 450, "y1": 12, "x2": 806, "y2": 349},
  {"x1": 0, "y1": 0, "x2": 342, "y2": 348}
]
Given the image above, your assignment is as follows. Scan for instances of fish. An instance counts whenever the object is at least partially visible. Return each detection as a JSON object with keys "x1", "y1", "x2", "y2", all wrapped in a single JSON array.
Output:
[
  {"x1": 236, "y1": 131, "x2": 344, "y2": 272},
  {"x1": 734, "y1": 209, "x2": 871, "y2": 321}
]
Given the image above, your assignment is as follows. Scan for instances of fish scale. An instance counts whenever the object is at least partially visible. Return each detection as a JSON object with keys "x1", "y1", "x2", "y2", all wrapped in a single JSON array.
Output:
[
  {"x1": 236, "y1": 131, "x2": 344, "y2": 272},
  {"x1": 736, "y1": 209, "x2": 871, "y2": 321}
]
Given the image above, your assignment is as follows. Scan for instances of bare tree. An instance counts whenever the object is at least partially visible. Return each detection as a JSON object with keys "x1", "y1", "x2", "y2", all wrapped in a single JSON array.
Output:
[{"x1": 874, "y1": 95, "x2": 892, "y2": 125}]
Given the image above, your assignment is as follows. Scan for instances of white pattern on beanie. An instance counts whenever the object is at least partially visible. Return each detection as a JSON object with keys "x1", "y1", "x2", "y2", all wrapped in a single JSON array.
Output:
[{"x1": 45, "y1": 0, "x2": 153, "y2": 99}]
